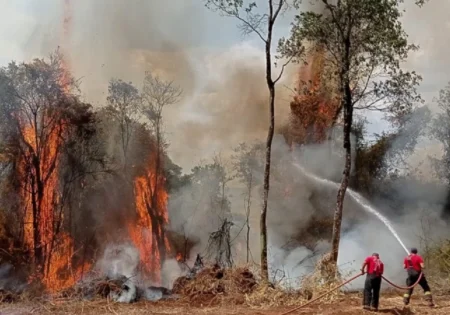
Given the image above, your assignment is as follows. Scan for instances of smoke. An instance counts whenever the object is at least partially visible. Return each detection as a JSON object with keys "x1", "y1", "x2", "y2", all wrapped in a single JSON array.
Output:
[
  {"x1": 7, "y1": 0, "x2": 296, "y2": 171},
  {"x1": 0, "y1": 263, "x2": 27, "y2": 294},
  {"x1": 95, "y1": 244, "x2": 180, "y2": 302},
  {"x1": 96, "y1": 243, "x2": 139, "y2": 279}
]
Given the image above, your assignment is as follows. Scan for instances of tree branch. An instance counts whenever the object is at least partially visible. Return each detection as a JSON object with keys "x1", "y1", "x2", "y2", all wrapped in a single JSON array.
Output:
[
  {"x1": 274, "y1": 55, "x2": 294, "y2": 84},
  {"x1": 207, "y1": 1, "x2": 268, "y2": 43}
]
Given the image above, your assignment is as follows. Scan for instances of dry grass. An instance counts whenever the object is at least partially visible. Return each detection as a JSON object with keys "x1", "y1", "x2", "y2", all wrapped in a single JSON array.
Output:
[
  {"x1": 1, "y1": 294, "x2": 450, "y2": 315},
  {"x1": 245, "y1": 284, "x2": 306, "y2": 307},
  {"x1": 172, "y1": 265, "x2": 257, "y2": 306},
  {"x1": 2, "y1": 256, "x2": 449, "y2": 315},
  {"x1": 58, "y1": 277, "x2": 125, "y2": 300}
]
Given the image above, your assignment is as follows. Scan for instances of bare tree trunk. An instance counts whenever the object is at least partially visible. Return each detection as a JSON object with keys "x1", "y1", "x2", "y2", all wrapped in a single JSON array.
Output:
[
  {"x1": 330, "y1": 109, "x2": 351, "y2": 263},
  {"x1": 30, "y1": 171, "x2": 42, "y2": 267},
  {"x1": 246, "y1": 175, "x2": 252, "y2": 263},
  {"x1": 260, "y1": 1, "x2": 277, "y2": 281},
  {"x1": 261, "y1": 82, "x2": 275, "y2": 280},
  {"x1": 330, "y1": 32, "x2": 353, "y2": 265}
]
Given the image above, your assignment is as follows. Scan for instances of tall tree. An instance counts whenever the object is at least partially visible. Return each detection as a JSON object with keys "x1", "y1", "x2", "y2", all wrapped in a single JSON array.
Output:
[
  {"x1": 106, "y1": 79, "x2": 141, "y2": 171},
  {"x1": 205, "y1": 0, "x2": 303, "y2": 280},
  {"x1": 141, "y1": 72, "x2": 182, "y2": 212},
  {"x1": 430, "y1": 82, "x2": 450, "y2": 184},
  {"x1": 280, "y1": 0, "x2": 423, "y2": 266},
  {"x1": 430, "y1": 82, "x2": 450, "y2": 219},
  {"x1": 0, "y1": 52, "x2": 104, "y2": 276},
  {"x1": 232, "y1": 142, "x2": 264, "y2": 263}
]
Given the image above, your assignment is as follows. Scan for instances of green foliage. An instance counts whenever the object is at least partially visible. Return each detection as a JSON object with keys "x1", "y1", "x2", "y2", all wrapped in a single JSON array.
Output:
[
  {"x1": 279, "y1": 0, "x2": 423, "y2": 123},
  {"x1": 426, "y1": 240, "x2": 450, "y2": 275},
  {"x1": 192, "y1": 158, "x2": 232, "y2": 216},
  {"x1": 352, "y1": 107, "x2": 431, "y2": 196},
  {"x1": 204, "y1": 0, "x2": 270, "y2": 40},
  {"x1": 430, "y1": 82, "x2": 450, "y2": 183},
  {"x1": 164, "y1": 156, "x2": 191, "y2": 193},
  {"x1": 231, "y1": 142, "x2": 265, "y2": 187},
  {"x1": 352, "y1": 129, "x2": 396, "y2": 195},
  {"x1": 106, "y1": 79, "x2": 141, "y2": 121}
]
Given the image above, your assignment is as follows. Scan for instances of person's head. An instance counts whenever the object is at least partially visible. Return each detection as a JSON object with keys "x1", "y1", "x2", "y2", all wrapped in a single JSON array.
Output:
[
  {"x1": 372, "y1": 252, "x2": 379, "y2": 258},
  {"x1": 410, "y1": 248, "x2": 418, "y2": 254}
]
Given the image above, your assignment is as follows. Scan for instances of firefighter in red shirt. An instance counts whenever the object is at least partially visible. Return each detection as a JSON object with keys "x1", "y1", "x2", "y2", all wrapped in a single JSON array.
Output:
[
  {"x1": 403, "y1": 248, "x2": 434, "y2": 307},
  {"x1": 361, "y1": 252, "x2": 384, "y2": 311}
]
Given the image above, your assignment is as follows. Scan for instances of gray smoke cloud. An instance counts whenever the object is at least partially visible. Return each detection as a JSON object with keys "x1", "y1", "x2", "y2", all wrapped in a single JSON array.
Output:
[{"x1": 3, "y1": 0, "x2": 297, "y2": 170}]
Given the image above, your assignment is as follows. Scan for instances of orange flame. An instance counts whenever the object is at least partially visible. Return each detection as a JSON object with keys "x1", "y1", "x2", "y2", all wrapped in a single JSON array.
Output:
[
  {"x1": 59, "y1": 0, "x2": 72, "y2": 93},
  {"x1": 19, "y1": 120, "x2": 87, "y2": 292},
  {"x1": 18, "y1": 2, "x2": 86, "y2": 290},
  {"x1": 128, "y1": 151, "x2": 170, "y2": 284},
  {"x1": 288, "y1": 45, "x2": 340, "y2": 145},
  {"x1": 21, "y1": 121, "x2": 62, "y2": 254}
]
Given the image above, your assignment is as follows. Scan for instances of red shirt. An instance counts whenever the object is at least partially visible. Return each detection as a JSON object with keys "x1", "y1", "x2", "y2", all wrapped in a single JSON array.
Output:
[
  {"x1": 365, "y1": 256, "x2": 384, "y2": 275},
  {"x1": 404, "y1": 254, "x2": 423, "y2": 272}
]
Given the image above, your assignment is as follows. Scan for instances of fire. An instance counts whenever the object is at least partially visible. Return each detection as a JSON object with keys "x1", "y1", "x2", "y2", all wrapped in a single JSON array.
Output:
[
  {"x1": 60, "y1": 0, "x2": 72, "y2": 92},
  {"x1": 128, "y1": 150, "x2": 170, "y2": 284},
  {"x1": 176, "y1": 252, "x2": 183, "y2": 262},
  {"x1": 286, "y1": 45, "x2": 340, "y2": 145},
  {"x1": 19, "y1": 118, "x2": 87, "y2": 292},
  {"x1": 42, "y1": 234, "x2": 91, "y2": 291},
  {"x1": 21, "y1": 121, "x2": 62, "y2": 257},
  {"x1": 18, "y1": 2, "x2": 86, "y2": 291}
]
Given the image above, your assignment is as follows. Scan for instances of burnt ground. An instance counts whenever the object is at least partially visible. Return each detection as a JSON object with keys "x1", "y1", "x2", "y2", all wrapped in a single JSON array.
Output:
[{"x1": 1, "y1": 294, "x2": 450, "y2": 315}]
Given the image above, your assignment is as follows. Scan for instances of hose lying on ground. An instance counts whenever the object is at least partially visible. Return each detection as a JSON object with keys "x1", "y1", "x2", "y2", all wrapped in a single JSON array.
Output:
[
  {"x1": 279, "y1": 271, "x2": 423, "y2": 315},
  {"x1": 279, "y1": 272, "x2": 364, "y2": 315}
]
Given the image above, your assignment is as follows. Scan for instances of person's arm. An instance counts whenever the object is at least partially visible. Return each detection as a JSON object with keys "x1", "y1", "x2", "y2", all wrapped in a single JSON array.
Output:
[
  {"x1": 380, "y1": 263, "x2": 384, "y2": 275},
  {"x1": 403, "y1": 257, "x2": 407, "y2": 269},
  {"x1": 419, "y1": 256, "x2": 425, "y2": 269},
  {"x1": 361, "y1": 258, "x2": 369, "y2": 273}
]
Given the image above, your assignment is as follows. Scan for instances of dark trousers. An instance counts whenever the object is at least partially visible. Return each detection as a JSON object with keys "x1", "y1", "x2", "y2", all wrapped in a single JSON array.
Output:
[
  {"x1": 363, "y1": 273, "x2": 382, "y2": 308},
  {"x1": 404, "y1": 274, "x2": 432, "y2": 301}
]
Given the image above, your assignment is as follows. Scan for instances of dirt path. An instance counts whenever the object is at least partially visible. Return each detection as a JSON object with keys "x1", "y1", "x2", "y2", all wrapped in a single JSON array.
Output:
[{"x1": 1, "y1": 295, "x2": 449, "y2": 315}]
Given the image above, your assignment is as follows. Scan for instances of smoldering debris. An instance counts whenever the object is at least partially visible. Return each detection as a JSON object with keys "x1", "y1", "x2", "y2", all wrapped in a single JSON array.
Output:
[
  {"x1": 0, "y1": 263, "x2": 27, "y2": 301},
  {"x1": 60, "y1": 244, "x2": 179, "y2": 303}
]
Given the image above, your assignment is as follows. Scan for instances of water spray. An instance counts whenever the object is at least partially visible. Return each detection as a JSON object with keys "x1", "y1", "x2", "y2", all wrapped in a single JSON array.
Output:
[{"x1": 294, "y1": 163, "x2": 410, "y2": 254}]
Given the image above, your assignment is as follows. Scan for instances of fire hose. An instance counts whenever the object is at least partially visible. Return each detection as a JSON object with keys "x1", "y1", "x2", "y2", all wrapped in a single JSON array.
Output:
[
  {"x1": 279, "y1": 272, "x2": 364, "y2": 315},
  {"x1": 382, "y1": 272, "x2": 423, "y2": 290},
  {"x1": 279, "y1": 272, "x2": 424, "y2": 315}
]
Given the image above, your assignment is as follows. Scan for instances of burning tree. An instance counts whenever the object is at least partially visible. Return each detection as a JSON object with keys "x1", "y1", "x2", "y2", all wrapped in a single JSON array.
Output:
[
  {"x1": 101, "y1": 72, "x2": 183, "y2": 284},
  {"x1": 279, "y1": 0, "x2": 423, "y2": 267},
  {"x1": 127, "y1": 125, "x2": 171, "y2": 284},
  {"x1": 283, "y1": 45, "x2": 341, "y2": 146},
  {"x1": 141, "y1": 72, "x2": 182, "y2": 228},
  {"x1": 0, "y1": 51, "x2": 104, "y2": 290}
]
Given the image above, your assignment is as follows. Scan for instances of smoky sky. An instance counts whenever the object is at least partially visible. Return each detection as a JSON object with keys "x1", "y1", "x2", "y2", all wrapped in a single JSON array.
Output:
[{"x1": 1, "y1": 0, "x2": 449, "y2": 170}]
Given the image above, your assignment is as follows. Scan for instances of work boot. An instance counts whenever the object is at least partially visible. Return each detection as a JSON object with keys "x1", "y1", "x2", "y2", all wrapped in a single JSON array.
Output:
[
  {"x1": 403, "y1": 294, "x2": 410, "y2": 306},
  {"x1": 370, "y1": 306, "x2": 378, "y2": 312},
  {"x1": 363, "y1": 305, "x2": 370, "y2": 311},
  {"x1": 425, "y1": 292, "x2": 434, "y2": 307}
]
